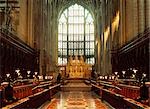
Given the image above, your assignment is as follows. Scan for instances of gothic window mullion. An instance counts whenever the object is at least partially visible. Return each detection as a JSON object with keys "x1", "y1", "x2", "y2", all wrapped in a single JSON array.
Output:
[{"x1": 58, "y1": 4, "x2": 94, "y2": 65}]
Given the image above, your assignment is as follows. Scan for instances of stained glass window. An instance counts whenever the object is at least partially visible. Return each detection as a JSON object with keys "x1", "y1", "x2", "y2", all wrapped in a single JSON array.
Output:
[{"x1": 58, "y1": 4, "x2": 94, "y2": 65}]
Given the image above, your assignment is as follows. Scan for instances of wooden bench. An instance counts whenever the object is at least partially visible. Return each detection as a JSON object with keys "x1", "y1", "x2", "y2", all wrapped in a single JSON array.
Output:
[
  {"x1": 3, "y1": 89, "x2": 51, "y2": 109},
  {"x1": 91, "y1": 84, "x2": 149, "y2": 109},
  {"x1": 28, "y1": 89, "x2": 50, "y2": 108},
  {"x1": 49, "y1": 84, "x2": 61, "y2": 98},
  {"x1": 13, "y1": 84, "x2": 33, "y2": 100}
]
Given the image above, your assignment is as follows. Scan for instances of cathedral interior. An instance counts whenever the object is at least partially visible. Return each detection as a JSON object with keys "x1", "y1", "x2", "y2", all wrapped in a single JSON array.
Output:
[{"x1": 0, "y1": 0, "x2": 150, "y2": 109}]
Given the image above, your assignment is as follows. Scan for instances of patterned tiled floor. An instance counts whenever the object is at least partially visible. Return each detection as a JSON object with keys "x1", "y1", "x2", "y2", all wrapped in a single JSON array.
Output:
[{"x1": 43, "y1": 91, "x2": 108, "y2": 109}]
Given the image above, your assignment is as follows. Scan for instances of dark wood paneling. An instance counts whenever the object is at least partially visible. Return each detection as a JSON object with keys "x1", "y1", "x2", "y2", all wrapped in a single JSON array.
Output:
[
  {"x1": 0, "y1": 28, "x2": 39, "y2": 81},
  {"x1": 111, "y1": 28, "x2": 150, "y2": 81}
]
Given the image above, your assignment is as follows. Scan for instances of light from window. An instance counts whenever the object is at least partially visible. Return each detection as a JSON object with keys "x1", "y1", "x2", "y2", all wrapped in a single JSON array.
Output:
[{"x1": 58, "y1": 4, "x2": 94, "y2": 65}]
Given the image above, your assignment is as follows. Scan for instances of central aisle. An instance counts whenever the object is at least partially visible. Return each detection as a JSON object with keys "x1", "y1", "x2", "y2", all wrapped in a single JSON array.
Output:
[{"x1": 42, "y1": 91, "x2": 108, "y2": 109}]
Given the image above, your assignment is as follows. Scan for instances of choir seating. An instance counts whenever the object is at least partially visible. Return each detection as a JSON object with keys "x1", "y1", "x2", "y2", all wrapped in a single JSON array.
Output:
[
  {"x1": 118, "y1": 84, "x2": 140, "y2": 100},
  {"x1": 91, "y1": 80, "x2": 149, "y2": 109},
  {"x1": 13, "y1": 84, "x2": 33, "y2": 100},
  {"x1": 96, "y1": 80, "x2": 140, "y2": 100},
  {"x1": 2, "y1": 83, "x2": 60, "y2": 109},
  {"x1": 0, "y1": 90, "x2": 3, "y2": 107},
  {"x1": 28, "y1": 89, "x2": 50, "y2": 108},
  {"x1": 49, "y1": 84, "x2": 61, "y2": 98}
]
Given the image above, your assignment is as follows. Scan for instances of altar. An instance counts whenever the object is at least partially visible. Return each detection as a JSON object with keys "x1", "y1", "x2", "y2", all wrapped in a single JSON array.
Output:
[{"x1": 66, "y1": 56, "x2": 92, "y2": 79}]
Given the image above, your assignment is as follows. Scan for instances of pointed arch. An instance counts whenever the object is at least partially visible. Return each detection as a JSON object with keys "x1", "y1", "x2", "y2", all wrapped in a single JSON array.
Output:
[{"x1": 58, "y1": 4, "x2": 95, "y2": 65}]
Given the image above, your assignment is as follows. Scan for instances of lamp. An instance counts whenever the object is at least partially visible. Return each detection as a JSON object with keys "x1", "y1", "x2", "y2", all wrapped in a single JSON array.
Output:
[
  {"x1": 122, "y1": 71, "x2": 126, "y2": 78},
  {"x1": 6, "y1": 73, "x2": 10, "y2": 78},
  {"x1": 130, "y1": 68, "x2": 133, "y2": 70},
  {"x1": 122, "y1": 71, "x2": 126, "y2": 75},
  {"x1": 6, "y1": 73, "x2": 11, "y2": 82},
  {"x1": 132, "y1": 74, "x2": 135, "y2": 78},
  {"x1": 17, "y1": 72, "x2": 21, "y2": 76},
  {"x1": 114, "y1": 72, "x2": 118, "y2": 75},
  {"x1": 50, "y1": 76, "x2": 53, "y2": 80},
  {"x1": 15, "y1": 69, "x2": 20, "y2": 78},
  {"x1": 45, "y1": 76, "x2": 48, "y2": 79},
  {"x1": 99, "y1": 76, "x2": 103, "y2": 79},
  {"x1": 141, "y1": 73, "x2": 147, "y2": 82},
  {"x1": 143, "y1": 73, "x2": 146, "y2": 77},
  {"x1": 27, "y1": 71, "x2": 31, "y2": 75},
  {"x1": 27, "y1": 71, "x2": 31, "y2": 78},
  {"x1": 133, "y1": 69, "x2": 138, "y2": 74},
  {"x1": 15, "y1": 69, "x2": 20, "y2": 74},
  {"x1": 112, "y1": 75, "x2": 115, "y2": 80},
  {"x1": 38, "y1": 75, "x2": 43, "y2": 80},
  {"x1": 34, "y1": 72, "x2": 38, "y2": 75}
]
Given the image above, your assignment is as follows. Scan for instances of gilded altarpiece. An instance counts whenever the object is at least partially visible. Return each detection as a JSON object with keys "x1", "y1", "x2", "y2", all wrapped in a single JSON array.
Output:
[{"x1": 66, "y1": 56, "x2": 92, "y2": 79}]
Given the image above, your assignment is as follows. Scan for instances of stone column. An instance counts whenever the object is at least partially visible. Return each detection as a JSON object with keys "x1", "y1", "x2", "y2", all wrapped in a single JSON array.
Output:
[
  {"x1": 27, "y1": 0, "x2": 34, "y2": 47},
  {"x1": 18, "y1": 0, "x2": 28, "y2": 42},
  {"x1": 138, "y1": 0, "x2": 145, "y2": 34},
  {"x1": 95, "y1": 6, "x2": 101, "y2": 74},
  {"x1": 108, "y1": 0, "x2": 112, "y2": 75},
  {"x1": 97, "y1": 37, "x2": 101, "y2": 73},
  {"x1": 133, "y1": 0, "x2": 138, "y2": 38},
  {"x1": 125, "y1": 0, "x2": 134, "y2": 42},
  {"x1": 101, "y1": 0, "x2": 106, "y2": 76},
  {"x1": 145, "y1": 0, "x2": 150, "y2": 29},
  {"x1": 119, "y1": 0, "x2": 123, "y2": 46},
  {"x1": 122, "y1": 0, "x2": 126, "y2": 44}
]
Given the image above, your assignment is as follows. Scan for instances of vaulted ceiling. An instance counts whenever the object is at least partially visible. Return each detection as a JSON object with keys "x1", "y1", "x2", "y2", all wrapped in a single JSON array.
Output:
[{"x1": 49, "y1": 0, "x2": 102, "y2": 20}]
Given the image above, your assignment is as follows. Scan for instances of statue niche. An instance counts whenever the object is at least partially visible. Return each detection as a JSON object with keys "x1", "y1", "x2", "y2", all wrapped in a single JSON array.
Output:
[{"x1": 66, "y1": 55, "x2": 91, "y2": 79}]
